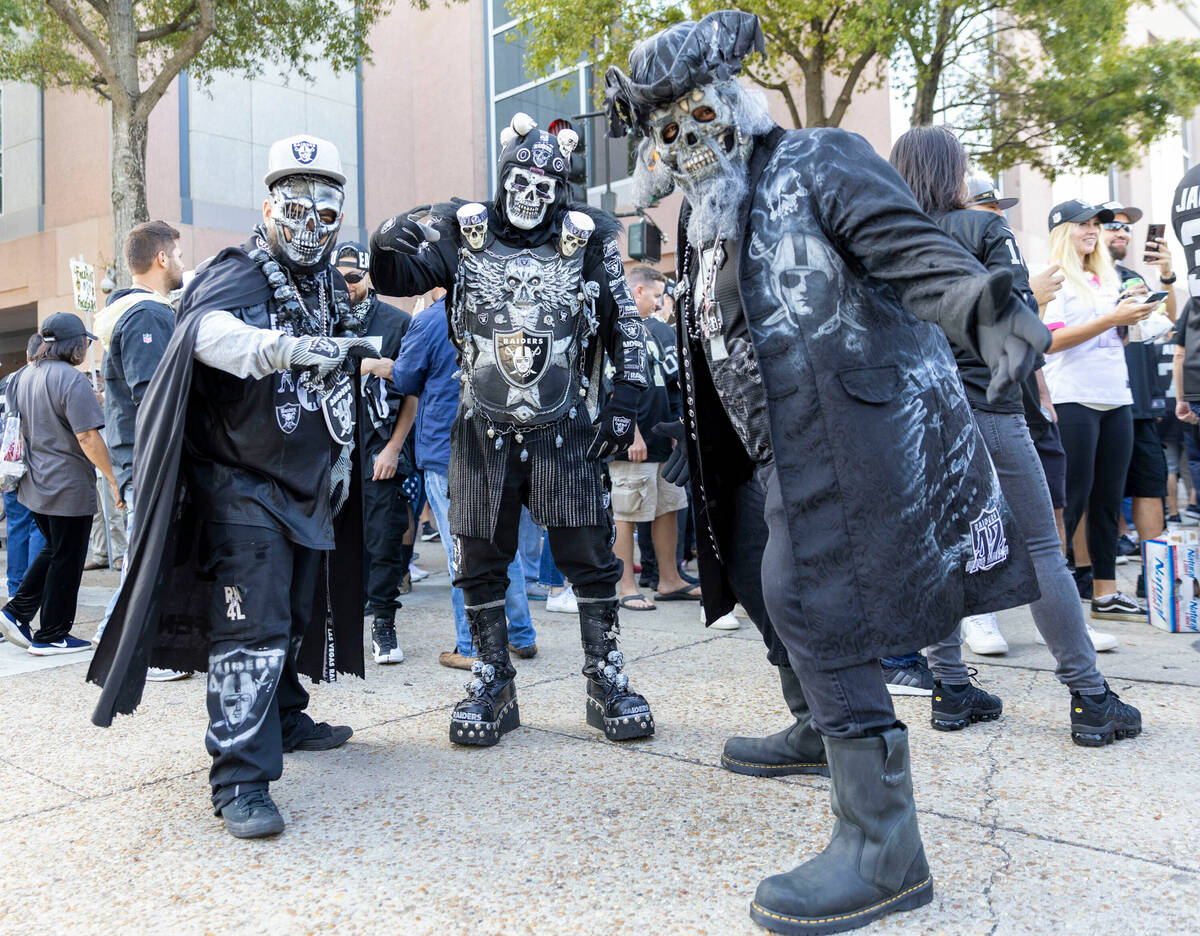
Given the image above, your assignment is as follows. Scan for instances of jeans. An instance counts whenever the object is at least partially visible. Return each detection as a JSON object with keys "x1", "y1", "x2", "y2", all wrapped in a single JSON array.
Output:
[
  {"x1": 4, "y1": 491, "x2": 46, "y2": 597},
  {"x1": 759, "y1": 463, "x2": 897, "y2": 738},
  {"x1": 538, "y1": 530, "x2": 565, "y2": 587},
  {"x1": 518, "y1": 507, "x2": 542, "y2": 582},
  {"x1": 926, "y1": 411, "x2": 1105, "y2": 694},
  {"x1": 424, "y1": 470, "x2": 536, "y2": 654},
  {"x1": 3, "y1": 512, "x2": 93, "y2": 643}
]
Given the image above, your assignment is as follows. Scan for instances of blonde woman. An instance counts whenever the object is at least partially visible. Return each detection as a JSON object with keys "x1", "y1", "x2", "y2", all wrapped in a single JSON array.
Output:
[{"x1": 1042, "y1": 200, "x2": 1157, "y2": 622}]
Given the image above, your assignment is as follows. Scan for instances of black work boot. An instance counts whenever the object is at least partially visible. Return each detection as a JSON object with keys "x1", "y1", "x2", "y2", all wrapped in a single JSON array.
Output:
[
  {"x1": 1070, "y1": 682, "x2": 1142, "y2": 747},
  {"x1": 450, "y1": 603, "x2": 519, "y2": 747},
  {"x1": 371, "y1": 616, "x2": 404, "y2": 664},
  {"x1": 579, "y1": 598, "x2": 654, "y2": 741},
  {"x1": 930, "y1": 677, "x2": 1002, "y2": 731},
  {"x1": 722, "y1": 664, "x2": 829, "y2": 777},
  {"x1": 750, "y1": 725, "x2": 933, "y2": 935}
]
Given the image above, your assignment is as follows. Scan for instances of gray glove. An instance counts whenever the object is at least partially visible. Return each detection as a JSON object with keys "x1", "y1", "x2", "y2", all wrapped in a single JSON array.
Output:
[
  {"x1": 280, "y1": 335, "x2": 379, "y2": 380},
  {"x1": 977, "y1": 272, "x2": 1052, "y2": 403}
]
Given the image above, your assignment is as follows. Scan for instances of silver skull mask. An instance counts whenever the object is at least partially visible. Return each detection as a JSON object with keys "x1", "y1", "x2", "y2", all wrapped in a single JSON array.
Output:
[
  {"x1": 268, "y1": 174, "x2": 345, "y2": 268},
  {"x1": 504, "y1": 166, "x2": 557, "y2": 230},
  {"x1": 646, "y1": 82, "x2": 752, "y2": 187}
]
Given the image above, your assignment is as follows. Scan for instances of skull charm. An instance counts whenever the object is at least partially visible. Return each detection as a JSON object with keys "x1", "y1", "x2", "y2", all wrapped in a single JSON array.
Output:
[
  {"x1": 457, "y1": 202, "x2": 489, "y2": 251},
  {"x1": 504, "y1": 166, "x2": 557, "y2": 230},
  {"x1": 646, "y1": 81, "x2": 751, "y2": 187},
  {"x1": 560, "y1": 210, "x2": 594, "y2": 258}
]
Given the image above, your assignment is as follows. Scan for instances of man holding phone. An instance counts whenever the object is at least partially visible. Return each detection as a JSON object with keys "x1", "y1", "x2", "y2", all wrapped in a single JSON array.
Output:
[{"x1": 1100, "y1": 201, "x2": 1176, "y2": 589}]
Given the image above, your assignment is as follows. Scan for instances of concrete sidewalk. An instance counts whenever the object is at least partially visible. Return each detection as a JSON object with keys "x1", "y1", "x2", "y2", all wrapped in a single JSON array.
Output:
[{"x1": 0, "y1": 557, "x2": 1197, "y2": 935}]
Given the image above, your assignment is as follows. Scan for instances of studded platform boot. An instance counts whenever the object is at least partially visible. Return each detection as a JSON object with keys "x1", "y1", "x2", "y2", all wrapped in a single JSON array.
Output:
[
  {"x1": 721, "y1": 664, "x2": 829, "y2": 777},
  {"x1": 579, "y1": 598, "x2": 654, "y2": 741},
  {"x1": 449, "y1": 603, "x2": 519, "y2": 747}
]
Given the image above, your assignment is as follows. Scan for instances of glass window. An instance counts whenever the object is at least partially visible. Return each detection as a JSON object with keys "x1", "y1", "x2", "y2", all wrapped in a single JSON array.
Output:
[
  {"x1": 492, "y1": 27, "x2": 531, "y2": 96},
  {"x1": 492, "y1": 0, "x2": 513, "y2": 28},
  {"x1": 495, "y1": 78, "x2": 578, "y2": 138},
  {"x1": 0, "y1": 86, "x2": 5, "y2": 215}
]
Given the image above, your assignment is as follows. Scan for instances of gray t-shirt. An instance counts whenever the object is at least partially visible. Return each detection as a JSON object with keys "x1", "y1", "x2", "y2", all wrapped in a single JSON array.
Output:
[{"x1": 8, "y1": 360, "x2": 104, "y2": 516}]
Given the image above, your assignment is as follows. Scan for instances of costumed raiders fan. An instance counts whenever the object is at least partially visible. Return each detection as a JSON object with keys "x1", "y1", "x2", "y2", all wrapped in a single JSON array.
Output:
[
  {"x1": 606, "y1": 12, "x2": 1048, "y2": 935},
  {"x1": 332, "y1": 241, "x2": 414, "y2": 666},
  {"x1": 370, "y1": 112, "x2": 655, "y2": 748},
  {"x1": 89, "y1": 135, "x2": 382, "y2": 841},
  {"x1": 1172, "y1": 164, "x2": 1200, "y2": 417}
]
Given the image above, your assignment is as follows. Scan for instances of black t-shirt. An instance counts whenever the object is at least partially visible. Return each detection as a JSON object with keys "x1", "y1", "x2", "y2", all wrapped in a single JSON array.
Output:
[
  {"x1": 934, "y1": 209, "x2": 1030, "y2": 414},
  {"x1": 1118, "y1": 264, "x2": 1167, "y2": 420},
  {"x1": 644, "y1": 316, "x2": 681, "y2": 413},
  {"x1": 614, "y1": 318, "x2": 675, "y2": 463}
]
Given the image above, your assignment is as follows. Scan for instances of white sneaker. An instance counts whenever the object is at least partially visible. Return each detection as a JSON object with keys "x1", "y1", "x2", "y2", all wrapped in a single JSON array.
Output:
[
  {"x1": 545, "y1": 584, "x2": 578, "y2": 614},
  {"x1": 961, "y1": 613, "x2": 1008, "y2": 655},
  {"x1": 409, "y1": 563, "x2": 430, "y2": 583},
  {"x1": 706, "y1": 611, "x2": 740, "y2": 631},
  {"x1": 146, "y1": 668, "x2": 191, "y2": 682},
  {"x1": 1034, "y1": 623, "x2": 1118, "y2": 652}
]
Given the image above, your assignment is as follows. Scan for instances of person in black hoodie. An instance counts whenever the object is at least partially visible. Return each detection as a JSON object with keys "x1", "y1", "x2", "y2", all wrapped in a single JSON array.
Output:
[
  {"x1": 370, "y1": 112, "x2": 655, "y2": 748},
  {"x1": 889, "y1": 125, "x2": 1141, "y2": 748}
]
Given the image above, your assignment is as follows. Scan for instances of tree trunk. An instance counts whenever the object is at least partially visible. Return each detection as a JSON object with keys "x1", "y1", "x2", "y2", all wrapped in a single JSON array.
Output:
[
  {"x1": 109, "y1": 101, "x2": 150, "y2": 286},
  {"x1": 910, "y1": 75, "x2": 939, "y2": 125}
]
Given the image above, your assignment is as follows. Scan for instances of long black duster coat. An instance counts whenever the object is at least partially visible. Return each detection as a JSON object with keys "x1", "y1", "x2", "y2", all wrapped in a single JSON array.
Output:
[{"x1": 681, "y1": 127, "x2": 1039, "y2": 670}]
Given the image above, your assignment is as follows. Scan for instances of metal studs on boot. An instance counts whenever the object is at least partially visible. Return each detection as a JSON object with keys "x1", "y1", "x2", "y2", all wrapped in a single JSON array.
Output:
[
  {"x1": 449, "y1": 604, "x2": 519, "y2": 747},
  {"x1": 722, "y1": 664, "x2": 829, "y2": 777},
  {"x1": 579, "y1": 599, "x2": 654, "y2": 741}
]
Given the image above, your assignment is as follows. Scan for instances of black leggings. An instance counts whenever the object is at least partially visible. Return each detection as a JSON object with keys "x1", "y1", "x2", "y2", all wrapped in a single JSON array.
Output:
[
  {"x1": 1056, "y1": 403, "x2": 1133, "y2": 581},
  {"x1": 4, "y1": 512, "x2": 92, "y2": 643}
]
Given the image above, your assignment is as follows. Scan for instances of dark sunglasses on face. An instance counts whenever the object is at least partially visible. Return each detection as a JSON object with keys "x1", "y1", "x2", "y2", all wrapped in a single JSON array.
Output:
[
  {"x1": 1102, "y1": 222, "x2": 1132, "y2": 233},
  {"x1": 341, "y1": 270, "x2": 366, "y2": 283}
]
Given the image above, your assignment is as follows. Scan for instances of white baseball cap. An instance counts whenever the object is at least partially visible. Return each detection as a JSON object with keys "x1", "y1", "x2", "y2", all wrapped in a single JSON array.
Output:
[{"x1": 264, "y1": 135, "x2": 346, "y2": 188}]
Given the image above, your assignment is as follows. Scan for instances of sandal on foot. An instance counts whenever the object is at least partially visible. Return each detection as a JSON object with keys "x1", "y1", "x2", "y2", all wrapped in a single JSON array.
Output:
[{"x1": 618, "y1": 594, "x2": 657, "y2": 611}]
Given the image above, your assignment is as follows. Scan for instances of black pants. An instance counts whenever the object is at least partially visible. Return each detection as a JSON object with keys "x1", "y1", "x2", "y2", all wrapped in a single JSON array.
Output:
[
  {"x1": 758, "y1": 464, "x2": 896, "y2": 739},
  {"x1": 1057, "y1": 402, "x2": 1134, "y2": 581},
  {"x1": 202, "y1": 523, "x2": 321, "y2": 812},
  {"x1": 3, "y1": 512, "x2": 92, "y2": 643},
  {"x1": 455, "y1": 447, "x2": 620, "y2": 605},
  {"x1": 362, "y1": 470, "x2": 410, "y2": 618}
]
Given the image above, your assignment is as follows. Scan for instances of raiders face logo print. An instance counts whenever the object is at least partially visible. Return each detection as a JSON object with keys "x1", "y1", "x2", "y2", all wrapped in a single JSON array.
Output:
[
  {"x1": 291, "y1": 140, "x2": 318, "y2": 164},
  {"x1": 612, "y1": 415, "x2": 632, "y2": 436},
  {"x1": 205, "y1": 646, "x2": 287, "y2": 750}
]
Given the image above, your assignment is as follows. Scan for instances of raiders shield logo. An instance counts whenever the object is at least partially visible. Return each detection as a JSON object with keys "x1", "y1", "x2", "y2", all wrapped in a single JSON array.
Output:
[
  {"x1": 321, "y1": 375, "x2": 356, "y2": 445},
  {"x1": 965, "y1": 506, "x2": 1009, "y2": 574},
  {"x1": 205, "y1": 646, "x2": 286, "y2": 750},
  {"x1": 276, "y1": 402, "x2": 300, "y2": 433},
  {"x1": 612, "y1": 415, "x2": 632, "y2": 436},
  {"x1": 494, "y1": 329, "x2": 551, "y2": 388},
  {"x1": 619, "y1": 319, "x2": 643, "y2": 340},
  {"x1": 291, "y1": 139, "x2": 318, "y2": 164}
]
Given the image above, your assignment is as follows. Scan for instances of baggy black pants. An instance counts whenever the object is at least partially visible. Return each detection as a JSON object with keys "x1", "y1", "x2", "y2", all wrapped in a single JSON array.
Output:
[
  {"x1": 361, "y1": 469, "x2": 410, "y2": 618},
  {"x1": 724, "y1": 466, "x2": 897, "y2": 740},
  {"x1": 202, "y1": 523, "x2": 322, "y2": 812},
  {"x1": 454, "y1": 445, "x2": 620, "y2": 606},
  {"x1": 3, "y1": 512, "x2": 92, "y2": 643}
]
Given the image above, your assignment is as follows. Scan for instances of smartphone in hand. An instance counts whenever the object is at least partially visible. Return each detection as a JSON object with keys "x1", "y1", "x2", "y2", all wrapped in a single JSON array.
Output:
[
  {"x1": 1144, "y1": 290, "x2": 1169, "y2": 304},
  {"x1": 1144, "y1": 223, "x2": 1166, "y2": 263}
]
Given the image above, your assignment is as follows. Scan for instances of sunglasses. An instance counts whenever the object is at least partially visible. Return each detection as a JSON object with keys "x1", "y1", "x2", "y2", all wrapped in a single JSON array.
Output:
[
  {"x1": 1101, "y1": 222, "x2": 1132, "y2": 233},
  {"x1": 340, "y1": 270, "x2": 366, "y2": 284}
]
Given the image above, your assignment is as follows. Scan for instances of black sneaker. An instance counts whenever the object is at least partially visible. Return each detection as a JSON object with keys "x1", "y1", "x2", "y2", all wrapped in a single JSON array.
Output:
[
  {"x1": 372, "y1": 618, "x2": 404, "y2": 664},
  {"x1": 1070, "y1": 684, "x2": 1142, "y2": 747},
  {"x1": 283, "y1": 721, "x2": 353, "y2": 752},
  {"x1": 931, "y1": 675, "x2": 1003, "y2": 731},
  {"x1": 1115, "y1": 535, "x2": 1138, "y2": 564},
  {"x1": 882, "y1": 655, "x2": 934, "y2": 696},
  {"x1": 1136, "y1": 573, "x2": 1145, "y2": 600},
  {"x1": 1072, "y1": 565, "x2": 1094, "y2": 601},
  {"x1": 1091, "y1": 592, "x2": 1146, "y2": 622},
  {"x1": 1167, "y1": 513, "x2": 1183, "y2": 524},
  {"x1": 220, "y1": 789, "x2": 284, "y2": 839},
  {"x1": 419, "y1": 521, "x2": 440, "y2": 542}
]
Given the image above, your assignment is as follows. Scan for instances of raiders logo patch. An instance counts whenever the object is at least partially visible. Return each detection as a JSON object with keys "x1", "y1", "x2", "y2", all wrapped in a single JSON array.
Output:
[
  {"x1": 619, "y1": 319, "x2": 643, "y2": 340},
  {"x1": 612, "y1": 415, "x2": 632, "y2": 436},
  {"x1": 965, "y1": 506, "x2": 1009, "y2": 574},
  {"x1": 276, "y1": 402, "x2": 300, "y2": 433}
]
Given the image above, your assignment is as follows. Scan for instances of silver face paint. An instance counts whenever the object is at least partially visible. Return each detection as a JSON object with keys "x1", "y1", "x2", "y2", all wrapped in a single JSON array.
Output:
[
  {"x1": 268, "y1": 174, "x2": 345, "y2": 268},
  {"x1": 504, "y1": 166, "x2": 557, "y2": 230}
]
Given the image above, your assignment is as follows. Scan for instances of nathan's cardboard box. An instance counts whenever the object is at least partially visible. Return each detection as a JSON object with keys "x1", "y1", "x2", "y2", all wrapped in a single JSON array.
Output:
[{"x1": 1142, "y1": 538, "x2": 1200, "y2": 633}]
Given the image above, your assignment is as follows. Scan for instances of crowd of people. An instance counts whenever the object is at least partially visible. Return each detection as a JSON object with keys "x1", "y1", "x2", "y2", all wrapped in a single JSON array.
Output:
[{"x1": 0, "y1": 8, "x2": 1192, "y2": 933}]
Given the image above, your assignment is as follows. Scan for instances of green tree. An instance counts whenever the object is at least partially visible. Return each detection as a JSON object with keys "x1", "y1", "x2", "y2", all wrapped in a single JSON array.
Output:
[
  {"x1": 502, "y1": 0, "x2": 905, "y2": 129},
  {"x1": 0, "y1": 1, "x2": 386, "y2": 280},
  {"x1": 893, "y1": 0, "x2": 1200, "y2": 176}
]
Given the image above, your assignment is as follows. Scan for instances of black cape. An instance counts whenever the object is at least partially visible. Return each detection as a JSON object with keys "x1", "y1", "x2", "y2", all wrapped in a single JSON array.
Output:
[{"x1": 88, "y1": 246, "x2": 366, "y2": 726}]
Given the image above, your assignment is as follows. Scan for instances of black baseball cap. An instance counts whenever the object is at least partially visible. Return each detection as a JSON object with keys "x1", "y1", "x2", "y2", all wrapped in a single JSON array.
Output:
[
  {"x1": 40, "y1": 312, "x2": 98, "y2": 343},
  {"x1": 1048, "y1": 199, "x2": 1115, "y2": 232},
  {"x1": 1098, "y1": 200, "x2": 1144, "y2": 223},
  {"x1": 334, "y1": 241, "x2": 369, "y2": 271},
  {"x1": 965, "y1": 177, "x2": 1018, "y2": 210}
]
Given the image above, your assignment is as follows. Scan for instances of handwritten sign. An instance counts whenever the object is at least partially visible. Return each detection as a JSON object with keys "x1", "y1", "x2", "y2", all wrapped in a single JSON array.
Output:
[{"x1": 69, "y1": 257, "x2": 96, "y2": 314}]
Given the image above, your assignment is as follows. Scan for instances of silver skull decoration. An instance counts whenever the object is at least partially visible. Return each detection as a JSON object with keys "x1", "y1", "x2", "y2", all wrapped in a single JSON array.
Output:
[
  {"x1": 268, "y1": 174, "x2": 345, "y2": 268},
  {"x1": 504, "y1": 255, "x2": 544, "y2": 308},
  {"x1": 560, "y1": 210, "x2": 594, "y2": 257},
  {"x1": 646, "y1": 82, "x2": 751, "y2": 186},
  {"x1": 457, "y1": 202, "x2": 489, "y2": 251},
  {"x1": 504, "y1": 166, "x2": 557, "y2": 230}
]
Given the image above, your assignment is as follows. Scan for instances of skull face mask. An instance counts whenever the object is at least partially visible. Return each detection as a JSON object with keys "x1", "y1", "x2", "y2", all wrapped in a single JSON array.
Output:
[
  {"x1": 504, "y1": 167, "x2": 557, "y2": 230},
  {"x1": 268, "y1": 174, "x2": 345, "y2": 268},
  {"x1": 647, "y1": 82, "x2": 752, "y2": 188}
]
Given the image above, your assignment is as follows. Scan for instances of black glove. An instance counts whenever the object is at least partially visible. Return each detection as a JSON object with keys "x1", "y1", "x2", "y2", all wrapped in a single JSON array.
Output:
[
  {"x1": 586, "y1": 383, "x2": 640, "y2": 461},
  {"x1": 977, "y1": 271, "x2": 1052, "y2": 403},
  {"x1": 371, "y1": 206, "x2": 441, "y2": 255},
  {"x1": 652, "y1": 420, "x2": 689, "y2": 486}
]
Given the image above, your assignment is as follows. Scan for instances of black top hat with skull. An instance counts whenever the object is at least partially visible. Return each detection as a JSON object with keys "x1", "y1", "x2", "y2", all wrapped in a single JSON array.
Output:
[{"x1": 604, "y1": 11, "x2": 764, "y2": 139}]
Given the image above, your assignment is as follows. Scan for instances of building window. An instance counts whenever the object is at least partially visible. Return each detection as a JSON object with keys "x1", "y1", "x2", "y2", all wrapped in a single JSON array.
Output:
[
  {"x1": 0, "y1": 86, "x2": 5, "y2": 215},
  {"x1": 1183, "y1": 115, "x2": 1194, "y2": 171}
]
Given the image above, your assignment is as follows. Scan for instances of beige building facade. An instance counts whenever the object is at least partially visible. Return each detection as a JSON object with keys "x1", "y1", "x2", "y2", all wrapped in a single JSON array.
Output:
[{"x1": 1, "y1": 0, "x2": 1198, "y2": 378}]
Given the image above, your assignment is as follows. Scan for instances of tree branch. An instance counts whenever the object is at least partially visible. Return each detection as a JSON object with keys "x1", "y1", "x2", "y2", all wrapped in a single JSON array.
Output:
[
  {"x1": 829, "y1": 44, "x2": 877, "y2": 126},
  {"x1": 745, "y1": 62, "x2": 802, "y2": 128},
  {"x1": 44, "y1": 0, "x2": 120, "y2": 91},
  {"x1": 82, "y1": 0, "x2": 110, "y2": 16},
  {"x1": 132, "y1": 0, "x2": 216, "y2": 122},
  {"x1": 137, "y1": 2, "x2": 199, "y2": 43}
]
